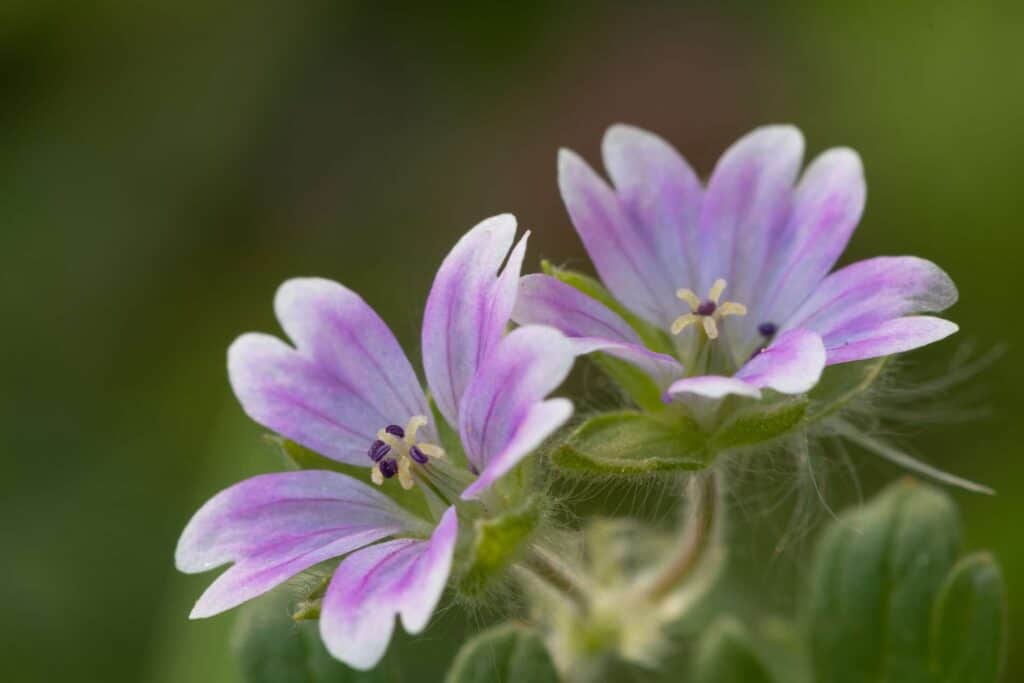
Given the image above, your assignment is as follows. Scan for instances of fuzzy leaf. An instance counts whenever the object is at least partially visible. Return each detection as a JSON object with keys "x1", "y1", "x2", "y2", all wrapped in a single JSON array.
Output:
[
  {"x1": 234, "y1": 589, "x2": 387, "y2": 683},
  {"x1": 708, "y1": 399, "x2": 808, "y2": 453},
  {"x1": 459, "y1": 495, "x2": 542, "y2": 596},
  {"x1": 550, "y1": 411, "x2": 709, "y2": 476},
  {"x1": 809, "y1": 480, "x2": 962, "y2": 683},
  {"x1": 445, "y1": 623, "x2": 559, "y2": 683},
  {"x1": 930, "y1": 553, "x2": 1008, "y2": 683},
  {"x1": 693, "y1": 618, "x2": 775, "y2": 683}
]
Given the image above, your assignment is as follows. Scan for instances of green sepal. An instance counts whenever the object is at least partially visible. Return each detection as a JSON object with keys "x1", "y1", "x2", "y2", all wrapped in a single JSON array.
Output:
[
  {"x1": 591, "y1": 353, "x2": 667, "y2": 414},
  {"x1": 269, "y1": 436, "x2": 431, "y2": 519},
  {"x1": 708, "y1": 398, "x2": 808, "y2": 453},
  {"x1": 930, "y1": 553, "x2": 1008, "y2": 683},
  {"x1": 805, "y1": 356, "x2": 887, "y2": 422},
  {"x1": 809, "y1": 479, "x2": 963, "y2": 683},
  {"x1": 459, "y1": 495, "x2": 543, "y2": 596},
  {"x1": 445, "y1": 623, "x2": 559, "y2": 683},
  {"x1": 693, "y1": 617, "x2": 776, "y2": 683},
  {"x1": 550, "y1": 411, "x2": 709, "y2": 477},
  {"x1": 234, "y1": 588, "x2": 387, "y2": 683}
]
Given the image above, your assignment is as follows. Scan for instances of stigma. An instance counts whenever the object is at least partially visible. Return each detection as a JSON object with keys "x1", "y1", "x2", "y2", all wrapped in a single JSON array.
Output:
[
  {"x1": 671, "y1": 278, "x2": 747, "y2": 340},
  {"x1": 366, "y1": 415, "x2": 445, "y2": 490}
]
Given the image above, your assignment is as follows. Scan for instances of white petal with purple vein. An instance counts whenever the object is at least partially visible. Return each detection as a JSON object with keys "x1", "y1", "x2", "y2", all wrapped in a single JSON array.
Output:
[
  {"x1": 697, "y1": 126, "x2": 804, "y2": 302},
  {"x1": 176, "y1": 470, "x2": 423, "y2": 618},
  {"x1": 422, "y1": 214, "x2": 527, "y2": 428},
  {"x1": 783, "y1": 256, "x2": 958, "y2": 364},
  {"x1": 734, "y1": 328, "x2": 826, "y2": 394},
  {"x1": 458, "y1": 326, "x2": 575, "y2": 488},
  {"x1": 320, "y1": 507, "x2": 458, "y2": 670}
]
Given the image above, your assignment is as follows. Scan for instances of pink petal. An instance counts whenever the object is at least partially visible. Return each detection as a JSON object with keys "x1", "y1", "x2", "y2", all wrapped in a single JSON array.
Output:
[
  {"x1": 559, "y1": 146, "x2": 678, "y2": 327},
  {"x1": 176, "y1": 471, "x2": 422, "y2": 618},
  {"x1": 319, "y1": 507, "x2": 458, "y2": 670},
  {"x1": 824, "y1": 316, "x2": 958, "y2": 365},
  {"x1": 734, "y1": 328, "x2": 826, "y2": 394},
  {"x1": 457, "y1": 326, "x2": 574, "y2": 490},
  {"x1": 756, "y1": 148, "x2": 866, "y2": 328},
  {"x1": 667, "y1": 375, "x2": 762, "y2": 400},
  {"x1": 783, "y1": 256, "x2": 958, "y2": 364},
  {"x1": 229, "y1": 279, "x2": 429, "y2": 465},
  {"x1": 697, "y1": 125, "x2": 804, "y2": 304},
  {"x1": 512, "y1": 274, "x2": 683, "y2": 384},
  {"x1": 422, "y1": 214, "x2": 527, "y2": 428}
]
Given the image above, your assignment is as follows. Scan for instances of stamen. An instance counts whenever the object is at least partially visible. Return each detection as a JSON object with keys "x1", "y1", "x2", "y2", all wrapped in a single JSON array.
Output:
[
  {"x1": 671, "y1": 313, "x2": 699, "y2": 335},
  {"x1": 676, "y1": 288, "x2": 701, "y2": 309},
  {"x1": 708, "y1": 278, "x2": 727, "y2": 304},
  {"x1": 671, "y1": 276, "x2": 747, "y2": 340},
  {"x1": 367, "y1": 439, "x2": 390, "y2": 462},
  {"x1": 702, "y1": 317, "x2": 719, "y2": 340},
  {"x1": 379, "y1": 458, "x2": 398, "y2": 479},
  {"x1": 716, "y1": 302, "x2": 747, "y2": 318},
  {"x1": 410, "y1": 445, "x2": 429, "y2": 464},
  {"x1": 367, "y1": 416, "x2": 446, "y2": 488},
  {"x1": 758, "y1": 322, "x2": 777, "y2": 337}
]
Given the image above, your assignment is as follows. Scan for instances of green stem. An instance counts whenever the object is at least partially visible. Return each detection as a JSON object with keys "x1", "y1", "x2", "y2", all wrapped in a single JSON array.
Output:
[
  {"x1": 645, "y1": 472, "x2": 719, "y2": 601},
  {"x1": 521, "y1": 547, "x2": 589, "y2": 613}
]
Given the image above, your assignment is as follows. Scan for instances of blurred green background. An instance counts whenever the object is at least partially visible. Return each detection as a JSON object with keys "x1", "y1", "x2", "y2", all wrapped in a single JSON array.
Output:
[{"x1": 2, "y1": 1, "x2": 1020, "y2": 681}]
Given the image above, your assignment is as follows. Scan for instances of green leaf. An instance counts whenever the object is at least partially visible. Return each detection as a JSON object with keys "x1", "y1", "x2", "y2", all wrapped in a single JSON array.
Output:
[
  {"x1": 708, "y1": 398, "x2": 808, "y2": 453},
  {"x1": 233, "y1": 589, "x2": 387, "y2": 683},
  {"x1": 809, "y1": 480, "x2": 962, "y2": 683},
  {"x1": 693, "y1": 618, "x2": 775, "y2": 683},
  {"x1": 550, "y1": 411, "x2": 709, "y2": 477},
  {"x1": 805, "y1": 357, "x2": 887, "y2": 422},
  {"x1": 445, "y1": 623, "x2": 559, "y2": 683},
  {"x1": 930, "y1": 553, "x2": 1008, "y2": 683},
  {"x1": 459, "y1": 495, "x2": 542, "y2": 596}
]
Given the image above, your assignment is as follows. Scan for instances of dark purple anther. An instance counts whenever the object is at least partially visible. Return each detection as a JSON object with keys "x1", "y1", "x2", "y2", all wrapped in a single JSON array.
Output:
[
  {"x1": 368, "y1": 439, "x2": 390, "y2": 462},
  {"x1": 385, "y1": 424, "x2": 405, "y2": 438},
  {"x1": 696, "y1": 301, "x2": 717, "y2": 316},
  {"x1": 758, "y1": 322, "x2": 778, "y2": 337},
  {"x1": 410, "y1": 445, "x2": 429, "y2": 464},
  {"x1": 379, "y1": 458, "x2": 398, "y2": 478}
]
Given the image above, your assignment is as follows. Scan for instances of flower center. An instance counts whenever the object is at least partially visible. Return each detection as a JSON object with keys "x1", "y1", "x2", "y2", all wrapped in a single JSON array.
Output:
[
  {"x1": 366, "y1": 415, "x2": 445, "y2": 490},
  {"x1": 671, "y1": 278, "x2": 747, "y2": 340}
]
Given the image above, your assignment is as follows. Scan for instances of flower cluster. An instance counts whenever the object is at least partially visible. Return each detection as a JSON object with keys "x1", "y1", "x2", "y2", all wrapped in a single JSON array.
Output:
[{"x1": 175, "y1": 125, "x2": 962, "y2": 671}]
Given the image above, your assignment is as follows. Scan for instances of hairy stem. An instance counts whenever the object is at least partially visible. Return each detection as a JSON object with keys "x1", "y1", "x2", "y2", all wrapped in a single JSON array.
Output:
[
  {"x1": 645, "y1": 471, "x2": 719, "y2": 601},
  {"x1": 522, "y1": 546, "x2": 589, "y2": 613}
]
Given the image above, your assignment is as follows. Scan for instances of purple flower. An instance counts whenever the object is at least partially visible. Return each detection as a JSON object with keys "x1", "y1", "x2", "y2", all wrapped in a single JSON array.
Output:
[
  {"x1": 175, "y1": 215, "x2": 575, "y2": 670},
  {"x1": 513, "y1": 125, "x2": 958, "y2": 402}
]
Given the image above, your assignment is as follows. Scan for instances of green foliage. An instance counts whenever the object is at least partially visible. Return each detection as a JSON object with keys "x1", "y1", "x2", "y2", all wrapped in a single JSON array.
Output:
[
  {"x1": 459, "y1": 495, "x2": 542, "y2": 596},
  {"x1": 550, "y1": 411, "x2": 708, "y2": 476},
  {"x1": 445, "y1": 623, "x2": 559, "y2": 683},
  {"x1": 693, "y1": 618, "x2": 775, "y2": 683},
  {"x1": 931, "y1": 554, "x2": 1008, "y2": 683},
  {"x1": 234, "y1": 590, "x2": 387, "y2": 683},
  {"x1": 809, "y1": 480, "x2": 1007, "y2": 683}
]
